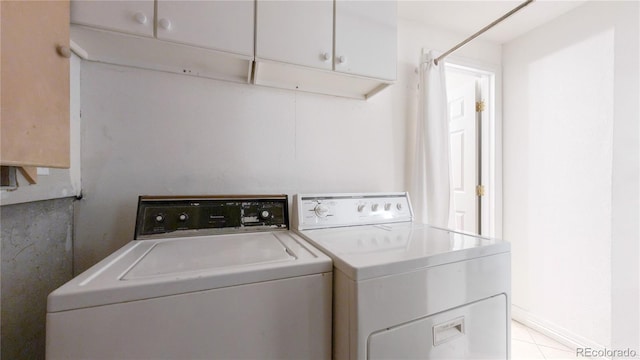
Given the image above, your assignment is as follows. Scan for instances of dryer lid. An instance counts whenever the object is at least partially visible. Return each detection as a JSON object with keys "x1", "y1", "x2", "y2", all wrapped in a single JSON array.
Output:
[{"x1": 297, "y1": 223, "x2": 510, "y2": 281}]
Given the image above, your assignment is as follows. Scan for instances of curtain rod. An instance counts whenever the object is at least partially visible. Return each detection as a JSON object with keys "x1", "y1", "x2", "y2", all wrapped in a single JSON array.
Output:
[{"x1": 434, "y1": 0, "x2": 535, "y2": 65}]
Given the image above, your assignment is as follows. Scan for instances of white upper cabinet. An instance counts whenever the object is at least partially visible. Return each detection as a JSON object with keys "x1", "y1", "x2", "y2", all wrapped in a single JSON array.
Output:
[
  {"x1": 334, "y1": 0, "x2": 396, "y2": 81},
  {"x1": 70, "y1": 0, "x2": 255, "y2": 83},
  {"x1": 156, "y1": 1, "x2": 253, "y2": 56},
  {"x1": 254, "y1": 0, "x2": 397, "y2": 99},
  {"x1": 71, "y1": 0, "x2": 396, "y2": 98},
  {"x1": 256, "y1": 0, "x2": 333, "y2": 70},
  {"x1": 71, "y1": 0, "x2": 154, "y2": 37}
]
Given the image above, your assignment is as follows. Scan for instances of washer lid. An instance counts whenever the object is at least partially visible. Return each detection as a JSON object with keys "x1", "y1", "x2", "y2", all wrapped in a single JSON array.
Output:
[
  {"x1": 123, "y1": 233, "x2": 294, "y2": 279},
  {"x1": 297, "y1": 223, "x2": 510, "y2": 281},
  {"x1": 47, "y1": 231, "x2": 331, "y2": 312}
]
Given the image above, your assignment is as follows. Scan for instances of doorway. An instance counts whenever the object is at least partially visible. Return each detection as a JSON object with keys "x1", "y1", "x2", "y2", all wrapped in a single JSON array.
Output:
[{"x1": 445, "y1": 63, "x2": 498, "y2": 237}]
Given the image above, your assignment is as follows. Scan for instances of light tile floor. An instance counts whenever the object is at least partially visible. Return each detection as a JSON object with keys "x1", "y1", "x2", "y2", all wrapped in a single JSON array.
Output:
[{"x1": 512, "y1": 320, "x2": 576, "y2": 359}]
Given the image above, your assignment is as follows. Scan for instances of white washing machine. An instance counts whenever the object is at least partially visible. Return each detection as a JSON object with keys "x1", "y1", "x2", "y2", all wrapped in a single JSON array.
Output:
[
  {"x1": 294, "y1": 192, "x2": 511, "y2": 360},
  {"x1": 47, "y1": 195, "x2": 332, "y2": 360}
]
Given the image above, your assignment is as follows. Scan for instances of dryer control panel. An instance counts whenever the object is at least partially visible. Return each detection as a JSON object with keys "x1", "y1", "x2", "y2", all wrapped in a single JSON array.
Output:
[
  {"x1": 134, "y1": 195, "x2": 288, "y2": 239},
  {"x1": 296, "y1": 193, "x2": 413, "y2": 230}
]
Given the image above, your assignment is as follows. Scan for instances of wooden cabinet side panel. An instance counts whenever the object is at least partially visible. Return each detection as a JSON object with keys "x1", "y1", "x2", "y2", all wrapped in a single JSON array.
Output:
[{"x1": 1, "y1": 0, "x2": 70, "y2": 168}]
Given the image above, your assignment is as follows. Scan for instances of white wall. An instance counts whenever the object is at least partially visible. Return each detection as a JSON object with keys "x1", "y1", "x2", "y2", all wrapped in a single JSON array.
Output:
[
  {"x1": 75, "y1": 61, "x2": 396, "y2": 271},
  {"x1": 504, "y1": 1, "x2": 639, "y2": 351},
  {"x1": 74, "y1": 19, "x2": 502, "y2": 273}
]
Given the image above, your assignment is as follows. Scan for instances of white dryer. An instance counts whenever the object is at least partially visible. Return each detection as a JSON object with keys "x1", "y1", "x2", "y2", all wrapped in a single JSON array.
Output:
[
  {"x1": 47, "y1": 195, "x2": 332, "y2": 360},
  {"x1": 294, "y1": 192, "x2": 511, "y2": 360}
]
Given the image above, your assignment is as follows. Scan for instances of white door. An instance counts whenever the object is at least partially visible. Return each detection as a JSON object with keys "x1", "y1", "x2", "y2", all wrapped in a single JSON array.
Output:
[
  {"x1": 256, "y1": 0, "x2": 333, "y2": 70},
  {"x1": 334, "y1": 0, "x2": 396, "y2": 80},
  {"x1": 71, "y1": 0, "x2": 155, "y2": 37},
  {"x1": 448, "y1": 80, "x2": 479, "y2": 233},
  {"x1": 156, "y1": 0, "x2": 254, "y2": 56}
]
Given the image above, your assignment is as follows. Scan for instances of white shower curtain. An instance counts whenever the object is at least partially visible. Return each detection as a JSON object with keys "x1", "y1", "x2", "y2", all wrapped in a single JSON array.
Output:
[{"x1": 410, "y1": 50, "x2": 455, "y2": 228}]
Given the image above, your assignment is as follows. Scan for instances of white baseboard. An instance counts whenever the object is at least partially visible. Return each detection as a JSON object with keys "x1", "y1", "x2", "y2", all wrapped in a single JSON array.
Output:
[{"x1": 512, "y1": 305, "x2": 610, "y2": 359}]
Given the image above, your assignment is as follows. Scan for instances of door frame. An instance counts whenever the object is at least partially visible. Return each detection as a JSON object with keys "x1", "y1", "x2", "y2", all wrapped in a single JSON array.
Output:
[{"x1": 444, "y1": 58, "x2": 502, "y2": 238}]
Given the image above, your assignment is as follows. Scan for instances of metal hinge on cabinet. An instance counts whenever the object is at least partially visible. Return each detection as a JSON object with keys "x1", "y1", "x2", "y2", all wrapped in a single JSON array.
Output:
[
  {"x1": 475, "y1": 100, "x2": 485, "y2": 112},
  {"x1": 476, "y1": 185, "x2": 485, "y2": 197}
]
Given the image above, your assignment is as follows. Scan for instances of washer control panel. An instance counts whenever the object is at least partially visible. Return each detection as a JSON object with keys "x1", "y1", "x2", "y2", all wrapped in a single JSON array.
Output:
[
  {"x1": 134, "y1": 195, "x2": 288, "y2": 239},
  {"x1": 296, "y1": 193, "x2": 413, "y2": 230}
]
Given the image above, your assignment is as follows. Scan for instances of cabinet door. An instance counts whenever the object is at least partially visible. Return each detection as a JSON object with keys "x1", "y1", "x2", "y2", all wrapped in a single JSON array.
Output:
[
  {"x1": 334, "y1": 0, "x2": 396, "y2": 81},
  {"x1": 71, "y1": 0, "x2": 154, "y2": 37},
  {"x1": 156, "y1": 1, "x2": 254, "y2": 56},
  {"x1": 1, "y1": 0, "x2": 70, "y2": 168},
  {"x1": 256, "y1": 0, "x2": 333, "y2": 70}
]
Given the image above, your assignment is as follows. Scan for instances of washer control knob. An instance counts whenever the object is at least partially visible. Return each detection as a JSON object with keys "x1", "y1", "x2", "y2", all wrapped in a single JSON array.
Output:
[
  {"x1": 357, "y1": 204, "x2": 366, "y2": 212},
  {"x1": 178, "y1": 213, "x2": 188, "y2": 222},
  {"x1": 396, "y1": 203, "x2": 403, "y2": 211},
  {"x1": 371, "y1": 203, "x2": 379, "y2": 212},
  {"x1": 260, "y1": 210, "x2": 271, "y2": 219},
  {"x1": 314, "y1": 204, "x2": 330, "y2": 218},
  {"x1": 384, "y1": 203, "x2": 392, "y2": 211},
  {"x1": 155, "y1": 214, "x2": 165, "y2": 223}
]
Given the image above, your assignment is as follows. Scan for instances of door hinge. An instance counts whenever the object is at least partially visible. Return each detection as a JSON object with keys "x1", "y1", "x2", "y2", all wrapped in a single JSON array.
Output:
[
  {"x1": 475, "y1": 100, "x2": 485, "y2": 112},
  {"x1": 476, "y1": 185, "x2": 485, "y2": 197}
]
